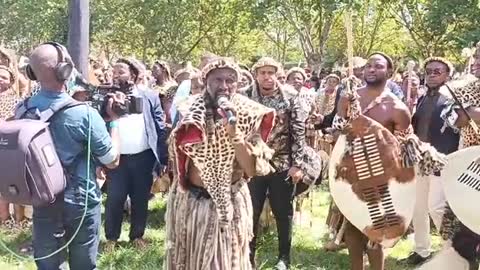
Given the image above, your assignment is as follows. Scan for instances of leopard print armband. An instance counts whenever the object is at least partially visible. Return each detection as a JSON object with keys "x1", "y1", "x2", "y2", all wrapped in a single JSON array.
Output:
[
  {"x1": 393, "y1": 125, "x2": 414, "y2": 142},
  {"x1": 394, "y1": 125, "x2": 447, "y2": 175},
  {"x1": 332, "y1": 114, "x2": 351, "y2": 132},
  {"x1": 440, "y1": 100, "x2": 463, "y2": 133}
]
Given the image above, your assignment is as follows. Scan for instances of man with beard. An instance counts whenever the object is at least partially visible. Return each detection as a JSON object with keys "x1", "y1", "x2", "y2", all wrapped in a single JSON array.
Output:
[
  {"x1": 402, "y1": 57, "x2": 459, "y2": 266},
  {"x1": 335, "y1": 53, "x2": 445, "y2": 270},
  {"x1": 164, "y1": 57, "x2": 275, "y2": 269},
  {"x1": 103, "y1": 58, "x2": 168, "y2": 250},
  {"x1": 245, "y1": 57, "x2": 306, "y2": 270}
]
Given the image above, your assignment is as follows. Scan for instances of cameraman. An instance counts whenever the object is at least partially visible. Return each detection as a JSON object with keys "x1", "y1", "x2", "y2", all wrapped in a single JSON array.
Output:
[
  {"x1": 104, "y1": 58, "x2": 168, "y2": 250},
  {"x1": 23, "y1": 43, "x2": 120, "y2": 270}
]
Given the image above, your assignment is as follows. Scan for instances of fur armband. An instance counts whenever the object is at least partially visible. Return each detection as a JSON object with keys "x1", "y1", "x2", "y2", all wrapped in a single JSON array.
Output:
[
  {"x1": 248, "y1": 133, "x2": 275, "y2": 176},
  {"x1": 394, "y1": 126, "x2": 447, "y2": 176},
  {"x1": 332, "y1": 114, "x2": 351, "y2": 132}
]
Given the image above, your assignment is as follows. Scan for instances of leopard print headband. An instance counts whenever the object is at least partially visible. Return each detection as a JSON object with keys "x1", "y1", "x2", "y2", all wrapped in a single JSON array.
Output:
[{"x1": 201, "y1": 57, "x2": 241, "y2": 81}]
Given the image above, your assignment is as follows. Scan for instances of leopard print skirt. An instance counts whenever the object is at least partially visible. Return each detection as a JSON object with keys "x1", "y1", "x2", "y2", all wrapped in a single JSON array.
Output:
[{"x1": 164, "y1": 180, "x2": 253, "y2": 270}]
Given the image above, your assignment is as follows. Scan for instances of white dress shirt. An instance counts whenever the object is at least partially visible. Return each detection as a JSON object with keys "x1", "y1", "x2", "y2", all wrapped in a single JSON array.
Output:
[{"x1": 117, "y1": 86, "x2": 150, "y2": 155}]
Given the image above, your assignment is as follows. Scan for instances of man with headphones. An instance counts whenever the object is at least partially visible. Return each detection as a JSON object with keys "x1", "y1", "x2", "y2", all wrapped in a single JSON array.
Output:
[
  {"x1": 103, "y1": 58, "x2": 168, "y2": 251},
  {"x1": 22, "y1": 42, "x2": 121, "y2": 270}
]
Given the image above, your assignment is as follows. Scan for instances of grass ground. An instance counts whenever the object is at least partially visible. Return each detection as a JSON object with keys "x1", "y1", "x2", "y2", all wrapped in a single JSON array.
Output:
[{"x1": 0, "y1": 187, "x2": 440, "y2": 270}]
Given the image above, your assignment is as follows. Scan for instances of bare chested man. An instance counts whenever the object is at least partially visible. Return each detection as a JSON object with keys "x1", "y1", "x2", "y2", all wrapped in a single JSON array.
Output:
[{"x1": 337, "y1": 53, "x2": 411, "y2": 270}]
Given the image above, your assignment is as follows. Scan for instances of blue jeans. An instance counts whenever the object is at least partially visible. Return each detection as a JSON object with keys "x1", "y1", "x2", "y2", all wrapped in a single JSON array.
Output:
[{"x1": 33, "y1": 194, "x2": 101, "y2": 270}]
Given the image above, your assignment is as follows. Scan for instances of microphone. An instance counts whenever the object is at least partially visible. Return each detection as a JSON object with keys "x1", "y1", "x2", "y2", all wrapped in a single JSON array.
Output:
[{"x1": 217, "y1": 96, "x2": 237, "y2": 125}]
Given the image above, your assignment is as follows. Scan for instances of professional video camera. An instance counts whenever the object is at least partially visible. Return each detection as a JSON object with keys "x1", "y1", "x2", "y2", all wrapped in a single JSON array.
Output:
[{"x1": 75, "y1": 75, "x2": 143, "y2": 117}]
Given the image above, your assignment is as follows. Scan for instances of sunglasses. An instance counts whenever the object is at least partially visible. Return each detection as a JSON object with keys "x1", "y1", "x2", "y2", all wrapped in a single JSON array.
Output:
[{"x1": 425, "y1": 69, "x2": 446, "y2": 76}]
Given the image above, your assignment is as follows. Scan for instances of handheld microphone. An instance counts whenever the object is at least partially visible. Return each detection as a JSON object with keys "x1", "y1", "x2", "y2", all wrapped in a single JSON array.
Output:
[{"x1": 217, "y1": 96, "x2": 237, "y2": 125}]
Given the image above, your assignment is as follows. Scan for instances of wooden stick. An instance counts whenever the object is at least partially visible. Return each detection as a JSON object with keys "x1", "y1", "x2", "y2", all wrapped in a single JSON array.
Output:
[
  {"x1": 406, "y1": 60, "x2": 415, "y2": 112},
  {"x1": 335, "y1": 218, "x2": 348, "y2": 245},
  {"x1": 345, "y1": 10, "x2": 354, "y2": 78}
]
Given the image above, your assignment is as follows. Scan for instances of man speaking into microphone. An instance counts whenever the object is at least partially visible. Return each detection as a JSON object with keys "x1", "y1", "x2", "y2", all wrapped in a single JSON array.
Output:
[{"x1": 164, "y1": 57, "x2": 275, "y2": 269}]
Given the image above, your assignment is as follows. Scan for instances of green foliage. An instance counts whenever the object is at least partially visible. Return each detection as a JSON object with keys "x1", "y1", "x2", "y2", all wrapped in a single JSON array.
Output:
[
  {"x1": 382, "y1": 0, "x2": 480, "y2": 59},
  {"x1": 0, "y1": 0, "x2": 68, "y2": 54},
  {"x1": 0, "y1": 0, "x2": 479, "y2": 68}
]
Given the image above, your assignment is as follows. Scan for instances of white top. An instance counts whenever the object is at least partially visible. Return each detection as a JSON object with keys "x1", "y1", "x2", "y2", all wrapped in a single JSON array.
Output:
[{"x1": 117, "y1": 113, "x2": 150, "y2": 155}]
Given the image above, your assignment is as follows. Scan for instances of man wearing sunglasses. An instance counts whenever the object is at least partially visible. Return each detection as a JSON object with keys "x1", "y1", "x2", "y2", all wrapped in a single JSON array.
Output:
[
  {"x1": 420, "y1": 43, "x2": 480, "y2": 270},
  {"x1": 404, "y1": 57, "x2": 460, "y2": 266}
]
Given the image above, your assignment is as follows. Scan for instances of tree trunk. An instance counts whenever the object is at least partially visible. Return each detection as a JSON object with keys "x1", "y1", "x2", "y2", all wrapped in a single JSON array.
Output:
[{"x1": 67, "y1": 0, "x2": 90, "y2": 76}]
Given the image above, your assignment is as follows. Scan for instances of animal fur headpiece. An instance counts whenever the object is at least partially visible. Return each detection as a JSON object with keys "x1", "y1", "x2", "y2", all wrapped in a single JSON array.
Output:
[
  {"x1": 423, "y1": 57, "x2": 454, "y2": 77},
  {"x1": 201, "y1": 57, "x2": 241, "y2": 81},
  {"x1": 286, "y1": 67, "x2": 307, "y2": 81},
  {"x1": 251, "y1": 57, "x2": 281, "y2": 73}
]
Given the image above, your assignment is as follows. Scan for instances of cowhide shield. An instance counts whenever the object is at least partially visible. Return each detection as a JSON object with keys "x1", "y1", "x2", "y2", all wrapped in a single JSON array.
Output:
[
  {"x1": 442, "y1": 146, "x2": 480, "y2": 235},
  {"x1": 328, "y1": 114, "x2": 416, "y2": 247}
]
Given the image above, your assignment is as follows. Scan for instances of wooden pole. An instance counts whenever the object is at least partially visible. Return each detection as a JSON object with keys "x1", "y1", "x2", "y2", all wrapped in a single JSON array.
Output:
[
  {"x1": 345, "y1": 10, "x2": 354, "y2": 78},
  {"x1": 67, "y1": 0, "x2": 90, "y2": 76}
]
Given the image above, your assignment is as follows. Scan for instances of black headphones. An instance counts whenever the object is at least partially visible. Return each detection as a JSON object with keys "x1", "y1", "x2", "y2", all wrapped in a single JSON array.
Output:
[{"x1": 25, "y1": 42, "x2": 74, "y2": 82}]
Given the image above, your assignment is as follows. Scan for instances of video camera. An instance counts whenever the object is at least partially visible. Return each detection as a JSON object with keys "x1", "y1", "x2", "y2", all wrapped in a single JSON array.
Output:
[{"x1": 75, "y1": 75, "x2": 143, "y2": 117}]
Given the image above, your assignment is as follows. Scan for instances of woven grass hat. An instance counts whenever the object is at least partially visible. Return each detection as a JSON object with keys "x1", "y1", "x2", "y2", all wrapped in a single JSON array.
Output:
[
  {"x1": 286, "y1": 67, "x2": 307, "y2": 81},
  {"x1": 251, "y1": 57, "x2": 281, "y2": 73},
  {"x1": 324, "y1": 73, "x2": 341, "y2": 82},
  {"x1": 424, "y1": 57, "x2": 454, "y2": 77},
  {"x1": 352, "y1": 56, "x2": 367, "y2": 69}
]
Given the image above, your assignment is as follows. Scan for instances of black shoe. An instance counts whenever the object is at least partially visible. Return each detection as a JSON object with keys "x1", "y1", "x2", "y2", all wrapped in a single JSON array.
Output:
[
  {"x1": 401, "y1": 252, "x2": 431, "y2": 266},
  {"x1": 274, "y1": 258, "x2": 290, "y2": 270}
]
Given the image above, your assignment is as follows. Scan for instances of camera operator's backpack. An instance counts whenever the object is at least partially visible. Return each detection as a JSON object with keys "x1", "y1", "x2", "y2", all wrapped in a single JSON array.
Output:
[{"x1": 0, "y1": 98, "x2": 83, "y2": 206}]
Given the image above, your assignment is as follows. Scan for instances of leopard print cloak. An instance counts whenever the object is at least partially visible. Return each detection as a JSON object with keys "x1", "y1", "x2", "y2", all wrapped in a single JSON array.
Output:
[
  {"x1": 171, "y1": 93, "x2": 275, "y2": 227},
  {"x1": 440, "y1": 75, "x2": 480, "y2": 240},
  {"x1": 0, "y1": 89, "x2": 22, "y2": 120}
]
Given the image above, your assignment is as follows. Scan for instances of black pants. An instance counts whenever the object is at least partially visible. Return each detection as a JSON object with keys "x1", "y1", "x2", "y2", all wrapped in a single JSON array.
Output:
[
  {"x1": 105, "y1": 149, "x2": 155, "y2": 241},
  {"x1": 452, "y1": 223, "x2": 480, "y2": 269},
  {"x1": 249, "y1": 170, "x2": 294, "y2": 263}
]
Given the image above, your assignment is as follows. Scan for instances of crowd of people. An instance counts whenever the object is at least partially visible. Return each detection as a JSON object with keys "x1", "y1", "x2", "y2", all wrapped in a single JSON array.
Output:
[{"x1": 0, "y1": 40, "x2": 479, "y2": 270}]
